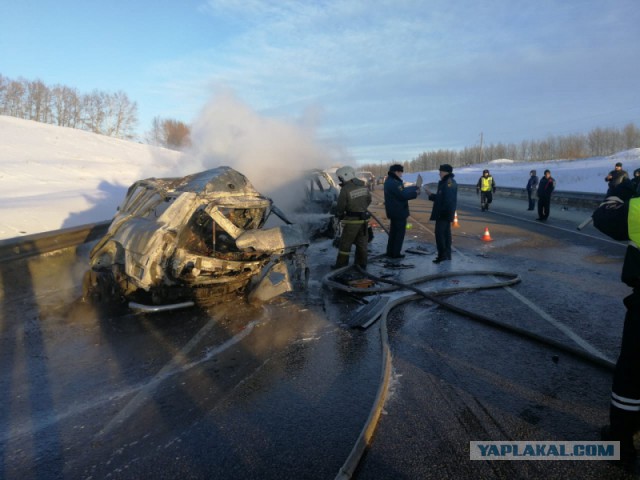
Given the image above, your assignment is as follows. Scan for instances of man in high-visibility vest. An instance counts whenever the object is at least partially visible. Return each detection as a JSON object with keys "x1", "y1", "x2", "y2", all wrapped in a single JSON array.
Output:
[
  {"x1": 601, "y1": 195, "x2": 640, "y2": 469},
  {"x1": 476, "y1": 169, "x2": 496, "y2": 211}
]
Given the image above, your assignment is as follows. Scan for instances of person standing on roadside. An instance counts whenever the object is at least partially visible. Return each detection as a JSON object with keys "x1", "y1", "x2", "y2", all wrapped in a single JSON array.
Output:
[
  {"x1": 331, "y1": 166, "x2": 372, "y2": 269},
  {"x1": 526, "y1": 170, "x2": 539, "y2": 211},
  {"x1": 632, "y1": 168, "x2": 640, "y2": 196},
  {"x1": 536, "y1": 169, "x2": 555, "y2": 221},
  {"x1": 383, "y1": 164, "x2": 420, "y2": 259},
  {"x1": 424, "y1": 164, "x2": 457, "y2": 263},
  {"x1": 599, "y1": 192, "x2": 640, "y2": 471},
  {"x1": 476, "y1": 169, "x2": 496, "y2": 211},
  {"x1": 605, "y1": 162, "x2": 629, "y2": 196}
]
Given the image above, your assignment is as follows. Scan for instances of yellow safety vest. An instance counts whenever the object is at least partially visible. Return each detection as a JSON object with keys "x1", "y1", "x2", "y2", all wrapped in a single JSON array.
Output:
[
  {"x1": 480, "y1": 176, "x2": 493, "y2": 192},
  {"x1": 629, "y1": 197, "x2": 640, "y2": 246}
]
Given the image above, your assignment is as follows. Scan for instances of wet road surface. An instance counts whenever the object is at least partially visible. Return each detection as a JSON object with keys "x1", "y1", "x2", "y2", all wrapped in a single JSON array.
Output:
[
  {"x1": 357, "y1": 189, "x2": 632, "y2": 479},
  {"x1": 0, "y1": 188, "x2": 636, "y2": 479}
]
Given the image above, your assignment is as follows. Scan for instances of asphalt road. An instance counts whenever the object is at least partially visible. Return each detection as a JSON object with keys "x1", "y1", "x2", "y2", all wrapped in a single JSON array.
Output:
[{"x1": 0, "y1": 188, "x2": 635, "y2": 479}]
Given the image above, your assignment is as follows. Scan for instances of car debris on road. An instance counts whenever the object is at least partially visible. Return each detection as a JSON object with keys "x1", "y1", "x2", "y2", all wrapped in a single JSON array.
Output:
[{"x1": 83, "y1": 166, "x2": 309, "y2": 311}]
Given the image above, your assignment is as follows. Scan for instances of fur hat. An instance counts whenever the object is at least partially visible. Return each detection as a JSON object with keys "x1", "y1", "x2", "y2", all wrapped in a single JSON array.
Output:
[
  {"x1": 389, "y1": 164, "x2": 404, "y2": 173},
  {"x1": 439, "y1": 164, "x2": 453, "y2": 173}
]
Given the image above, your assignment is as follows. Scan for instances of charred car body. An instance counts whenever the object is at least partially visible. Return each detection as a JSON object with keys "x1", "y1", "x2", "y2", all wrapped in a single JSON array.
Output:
[
  {"x1": 84, "y1": 167, "x2": 309, "y2": 311},
  {"x1": 293, "y1": 168, "x2": 341, "y2": 239}
]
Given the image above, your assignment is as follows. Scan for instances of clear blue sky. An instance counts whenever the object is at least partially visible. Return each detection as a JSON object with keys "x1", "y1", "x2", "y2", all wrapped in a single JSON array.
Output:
[{"x1": 2, "y1": 0, "x2": 640, "y2": 164}]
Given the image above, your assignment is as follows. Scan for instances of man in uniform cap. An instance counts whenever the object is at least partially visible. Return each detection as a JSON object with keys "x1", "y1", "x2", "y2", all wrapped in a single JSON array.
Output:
[
  {"x1": 383, "y1": 164, "x2": 420, "y2": 258},
  {"x1": 424, "y1": 164, "x2": 457, "y2": 263}
]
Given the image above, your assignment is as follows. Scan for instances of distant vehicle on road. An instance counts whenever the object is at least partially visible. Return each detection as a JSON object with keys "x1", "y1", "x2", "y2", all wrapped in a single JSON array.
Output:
[
  {"x1": 83, "y1": 167, "x2": 309, "y2": 311},
  {"x1": 356, "y1": 171, "x2": 375, "y2": 191}
]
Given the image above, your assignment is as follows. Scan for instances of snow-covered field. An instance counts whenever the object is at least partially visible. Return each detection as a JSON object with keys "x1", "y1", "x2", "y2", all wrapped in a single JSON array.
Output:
[
  {"x1": 1, "y1": 115, "x2": 638, "y2": 241},
  {"x1": 405, "y1": 152, "x2": 640, "y2": 192}
]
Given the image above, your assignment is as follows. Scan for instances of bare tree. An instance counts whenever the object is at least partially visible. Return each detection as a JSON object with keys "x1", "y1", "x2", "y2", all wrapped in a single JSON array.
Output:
[
  {"x1": 26, "y1": 79, "x2": 51, "y2": 123},
  {"x1": 146, "y1": 116, "x2": 164, "y2": 146},
  {"x1": 81, "y1": 90, "x2": 106, "y2": 134},
  {"x1": 4, "y1": 79, "x2": 26, "y2": 118},
  {"x1": 623, "y1": 123, "x2": 640, "y2": 150},
  {"x1": 51, "y1": 85, "x2": 79, "y2": 127},
  {"x1": 107, "y1": 91, "x2": 138, "y2": 139},
  {"x1": 145, "y1": 116, "x2": 190, "y2": 149},
  {"x1": 0, "y1": 74, "x2": 8, "y2": 115},
  {"x1": 164, "y1": 119, "x2": 190, "y2": 148}
]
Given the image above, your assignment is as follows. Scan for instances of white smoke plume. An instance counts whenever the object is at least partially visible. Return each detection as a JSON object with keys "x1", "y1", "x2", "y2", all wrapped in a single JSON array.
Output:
[{"x1": 182, "y1": 90, "x2": 348, "y2": 213}]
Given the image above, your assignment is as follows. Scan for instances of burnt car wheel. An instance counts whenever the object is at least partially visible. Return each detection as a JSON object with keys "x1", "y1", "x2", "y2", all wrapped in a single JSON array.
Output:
[{"x1": 82, "y1": 268, "x2": 126, "y2": 309}]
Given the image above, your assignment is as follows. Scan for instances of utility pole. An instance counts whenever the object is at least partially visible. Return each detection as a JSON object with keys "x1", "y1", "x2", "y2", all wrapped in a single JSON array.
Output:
[{"x1": 479, "y1": 132, "x2": 484, "y2": 163}]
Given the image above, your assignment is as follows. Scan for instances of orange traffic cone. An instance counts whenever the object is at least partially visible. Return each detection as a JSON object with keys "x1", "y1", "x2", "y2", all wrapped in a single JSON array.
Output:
[
  {"x1": 481, "y1": 226, "x2": 492, "y2": 241},
  {"x1": 452, "y1": 211, "x2": 460, "y2": 228}
]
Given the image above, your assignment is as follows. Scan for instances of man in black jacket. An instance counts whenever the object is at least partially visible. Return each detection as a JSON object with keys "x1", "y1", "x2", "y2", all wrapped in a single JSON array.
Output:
[
  {"x1": 526, "y1": 170, "x2": 538, "y2": 211},
  {"x1": 600, "y1": 195, "x2": 640, "y2": 471},
  {"x1": 605, "y1": 162, "x2": 629, "y2": 196},
  {"x1": 536, "y1": 169, "x2": 555, "y2": 221},
  {"x1": 383, "y1": 164, "x2": 420, "y2": 258},
  {"x1": 424, "y1": 164, "x2": 457, "y2": 263}
]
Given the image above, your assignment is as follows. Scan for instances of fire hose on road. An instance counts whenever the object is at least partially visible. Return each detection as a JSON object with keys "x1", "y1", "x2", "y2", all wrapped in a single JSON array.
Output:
[{"x1": 324, "y1": 264, "x2": 616, "y2": 480}]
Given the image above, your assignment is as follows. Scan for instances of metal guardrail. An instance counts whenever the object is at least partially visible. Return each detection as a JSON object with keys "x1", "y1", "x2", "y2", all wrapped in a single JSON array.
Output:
[
  {"x1": 0, "y1": 185, "x2": 604, "y2": 264},
  {"x1": 448, "y1": 184, "x2": 604, "y2": 210},
  {"x1": 0, "y1": 221, "x2": 110, "y2": 263}
]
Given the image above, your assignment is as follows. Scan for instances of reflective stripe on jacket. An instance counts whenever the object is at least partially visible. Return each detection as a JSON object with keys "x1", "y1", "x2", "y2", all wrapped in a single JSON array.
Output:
[{"x1": 629, "y1": 197, "x2": 640, "y2": 246}]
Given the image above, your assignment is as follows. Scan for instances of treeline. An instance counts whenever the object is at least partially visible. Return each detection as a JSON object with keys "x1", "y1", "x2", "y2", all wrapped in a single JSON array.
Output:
[
  {"x1": 0, "y1": 73, "x2": 138, "y2": 139},
  {"x1": 361, "y1": 123, "x2": 640, "y2": 175}
]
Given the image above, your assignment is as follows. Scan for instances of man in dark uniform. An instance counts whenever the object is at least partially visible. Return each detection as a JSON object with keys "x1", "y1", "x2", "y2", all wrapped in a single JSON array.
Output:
[
  {"x1": 601, "y1": 194, "x2": 640, "y2": 470},
  {"x1": 526, "y1": 170, "x2": 538, "y2": 211},
  {"x1": 332, "y1": 166, "x2": 372, "y2": 269},
  {"x1": 424, "y1": 164, "x2": 457, "y2": 263},
  {"x1": 536, "y1": 169, "x2": 555, "y2": 221},
  {"x1": 383, "y1": 164, "x2": 420, "y2": 259},
  {"x1": 632, "y1": 168, "x2": 640, "y2": 195}
]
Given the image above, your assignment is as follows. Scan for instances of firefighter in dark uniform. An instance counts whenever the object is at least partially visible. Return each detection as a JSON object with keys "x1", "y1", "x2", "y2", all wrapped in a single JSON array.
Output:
[
  {"x1": 424, "y1": 164, "x2": 457, "y2": 263},
  {"x1": 602, "y1": 194, "x2": 640, "y2": 469},
  {"x1": 383, "y1": 164, "x2": 420, "y2": 258},
  {"x1": 332, "y1": 166, "x2": 372, "y2": 269}
]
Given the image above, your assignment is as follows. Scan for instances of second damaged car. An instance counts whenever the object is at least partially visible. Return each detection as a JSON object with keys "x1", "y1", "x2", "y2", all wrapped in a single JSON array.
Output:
[{"x1": 83, "y1": 166, "x2": 309, "y2": 312}]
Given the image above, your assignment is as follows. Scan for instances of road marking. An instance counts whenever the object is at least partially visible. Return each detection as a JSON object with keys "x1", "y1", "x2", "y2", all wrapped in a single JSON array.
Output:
[
  {"x1": 457, "y1": 201, "x2": 625, "y2": 247},
  {"x1": 96, "y1": 318, "x2": 259, "y2": 438},
  {"x1": 501, "y1": 284, "x2": 613, "y2": 362},
  {"x1": 374, "y1": 192, "x2": 614, "y2": 362}
]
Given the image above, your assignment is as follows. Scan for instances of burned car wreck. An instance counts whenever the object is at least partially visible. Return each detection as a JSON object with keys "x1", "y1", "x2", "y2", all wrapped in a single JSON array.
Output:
[
  {"x1": 84, "y1": 167, "x2": 309, "y2": 311},
  {"x1": 289, "y1": 168, "x2": 340, "y2": 239}
]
